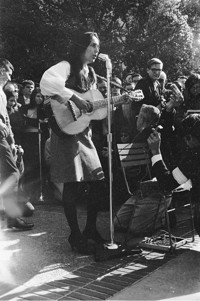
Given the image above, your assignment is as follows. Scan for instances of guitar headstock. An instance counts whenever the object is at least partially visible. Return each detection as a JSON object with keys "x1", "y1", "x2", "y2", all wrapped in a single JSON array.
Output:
[
  {"x1": 120, "y1": 90, "x2": 144, "y2": 104},
  {"x1": 129, "y1": 89, "x2": 144, "y2": 101}
]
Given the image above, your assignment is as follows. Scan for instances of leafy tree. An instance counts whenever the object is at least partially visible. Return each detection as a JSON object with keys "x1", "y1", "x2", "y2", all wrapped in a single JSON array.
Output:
[
  {"x1": 180, "y1": 0, "x2": 200, "y2": 73},
  {"x1": 121, "y1": 0, "x2": 194, "y2": 80},
  {"x1": 0, "y1": 0, "x2": 199, "y2": 83}
]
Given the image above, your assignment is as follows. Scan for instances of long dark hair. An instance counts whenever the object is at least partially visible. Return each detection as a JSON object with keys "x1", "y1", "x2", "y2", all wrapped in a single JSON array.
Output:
[
  {"x1": 66, "y1": 31, "x2": 99, "y2": 92},
  {"x1": 29, "y1": 87, "x2": 44, "y2": 109}
]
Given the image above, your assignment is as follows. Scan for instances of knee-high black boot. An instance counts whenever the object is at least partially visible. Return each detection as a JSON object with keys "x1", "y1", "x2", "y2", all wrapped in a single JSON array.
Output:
[
  {"x1": 62, "y1": 182, "x2": 81, "y2": 236},
  {"x1": 83, "y1": 181, "x2": 106, "y2": 244},
  {"x1": 63, "y1": 182, "x2": 94, "y2": 254}
]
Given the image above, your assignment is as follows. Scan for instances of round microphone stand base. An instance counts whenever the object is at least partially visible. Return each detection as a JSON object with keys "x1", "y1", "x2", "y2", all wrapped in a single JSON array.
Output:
[
  {"x1": 38, "y1": 193, "x2": 45, "y2": 202},
  {"x1": 95, "y1": 241, "x2": 142, "y2": 262},
  {"x1": 38, "y1": 120, "x2": 45, "y2": 202},
  {"x1": 104, "y1": 242, "x2": 119, "y2": 250}
]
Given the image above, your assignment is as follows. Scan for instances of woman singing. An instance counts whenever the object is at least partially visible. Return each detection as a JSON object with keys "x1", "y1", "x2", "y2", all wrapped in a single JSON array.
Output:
[{"x1": 40, "y1": 31, "x2": 106, "y2": 254}]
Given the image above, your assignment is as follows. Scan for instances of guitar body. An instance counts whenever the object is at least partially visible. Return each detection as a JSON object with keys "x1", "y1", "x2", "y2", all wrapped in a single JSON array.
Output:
[
  {"x1": 49, "y1": 89, "x2": 143, "y2": 135},
  {"x1": 51, "y1": 90, "x2": 109, "y2": 135}
]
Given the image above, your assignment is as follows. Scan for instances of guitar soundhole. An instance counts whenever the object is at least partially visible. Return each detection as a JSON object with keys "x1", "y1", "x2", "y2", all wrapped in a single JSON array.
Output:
[{"x1": 88, "y1": 106, "x2": 93, "y2": 113}]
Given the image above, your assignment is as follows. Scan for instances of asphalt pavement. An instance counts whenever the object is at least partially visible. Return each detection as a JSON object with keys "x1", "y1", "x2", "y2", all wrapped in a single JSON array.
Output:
[{"x1": 0, "y1": 201, "x2": 200, "y2": 301}]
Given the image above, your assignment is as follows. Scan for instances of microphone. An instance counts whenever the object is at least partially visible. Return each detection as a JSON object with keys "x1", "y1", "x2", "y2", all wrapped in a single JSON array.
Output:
[
  {"x1": 98, "y1": 53, "x2": 112, "y2": 74},
  {"x1": 98, "y1": 53, "x2": 110, "y2": 61}
]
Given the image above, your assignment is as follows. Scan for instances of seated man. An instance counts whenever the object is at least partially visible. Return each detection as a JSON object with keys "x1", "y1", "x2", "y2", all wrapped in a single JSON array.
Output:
[
  {"x1": 117, "y1": 104, "x2": 161, "y2": 191},
  {"x1": 147, "y1": 113, "x2": 200, "y2": 236},
  {"x1": 134, "y1": 104, "x2": 161, "y2": 142},
  {"x1": 114, "y1": 104, "x2": 166, "y2": 235},
  {"x1": 114, "y1": 82, "x2": 184, "y2": 234}
]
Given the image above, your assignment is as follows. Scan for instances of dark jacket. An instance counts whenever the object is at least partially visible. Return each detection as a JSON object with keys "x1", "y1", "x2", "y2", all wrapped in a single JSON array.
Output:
[
  {"x1": 152, "y1": 148, "x2": 200, "y2": 200},
  {"x1": 134, "y1": 75, "x2": 162, "y2": 115}
]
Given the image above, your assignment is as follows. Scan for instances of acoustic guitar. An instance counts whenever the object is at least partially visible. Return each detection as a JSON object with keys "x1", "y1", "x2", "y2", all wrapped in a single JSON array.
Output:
[{"x1": 44, "y1": 89, "x2": 144, "y2": 135}]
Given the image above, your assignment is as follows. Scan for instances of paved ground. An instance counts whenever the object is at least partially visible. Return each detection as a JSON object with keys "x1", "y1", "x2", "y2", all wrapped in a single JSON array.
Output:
[{"x1": 0, "y1": 200, "x2": 199, "y2": 301}]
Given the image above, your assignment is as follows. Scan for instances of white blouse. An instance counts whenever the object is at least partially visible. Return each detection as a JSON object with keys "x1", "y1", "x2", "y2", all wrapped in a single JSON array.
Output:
[{"x1": 40, "y1": 61, "x2": 73, "y2": 101}]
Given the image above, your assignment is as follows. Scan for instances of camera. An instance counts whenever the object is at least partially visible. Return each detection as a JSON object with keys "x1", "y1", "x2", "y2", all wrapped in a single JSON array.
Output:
[{"x1": 151, "y1": 125, "x2": 163, "y2": 133}]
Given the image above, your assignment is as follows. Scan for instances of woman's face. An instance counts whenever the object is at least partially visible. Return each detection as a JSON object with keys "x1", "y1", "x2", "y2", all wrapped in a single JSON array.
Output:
[
  {"x1": 190, "y1": 81, "x2": 200, "y2": 97},
  {"x1": 120, "y1": 131, "x2": 130, "y2": 143},
  {"x1": 35, "y1": 92, "x2": 43, "y2": 105},
  {"x1": 82, "y1": 36, "x2": 100, "y2": 64},
  {"x1": 7, "y1": 96, "x2": 16, "y2": 109}
]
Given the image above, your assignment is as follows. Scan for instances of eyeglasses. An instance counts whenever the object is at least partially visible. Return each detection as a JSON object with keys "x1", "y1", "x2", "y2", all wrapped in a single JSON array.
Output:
[{"x1": 151, "y1": 68, "x2": 162, "y2": 72}]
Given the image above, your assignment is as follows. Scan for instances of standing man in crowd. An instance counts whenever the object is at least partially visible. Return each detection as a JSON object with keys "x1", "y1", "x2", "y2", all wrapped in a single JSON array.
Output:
[
  {"x1": 0, "y1": 58, "x2": 34, "y2": 230},
  {"x1": 134, "y1": 58, "x2": 164, "y2": 115},
  {"x1": 133, "y1": 58, "x2": 182, "y2": 168},
  {"x1": 18, "y1": 79, "x2": 35, "y2": 111}
]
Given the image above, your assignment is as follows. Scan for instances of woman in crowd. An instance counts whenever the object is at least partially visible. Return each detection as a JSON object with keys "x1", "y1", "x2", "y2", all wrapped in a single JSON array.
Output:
[
  {"x1": 5, "y1": 90, "x2": 24, "y2": 145},
  {"x1": 184, "y1": 73, "x2": 200, "y2": 111},
  {"x1": 21, "y1": 87, "x2": 49, "y2": 201}
]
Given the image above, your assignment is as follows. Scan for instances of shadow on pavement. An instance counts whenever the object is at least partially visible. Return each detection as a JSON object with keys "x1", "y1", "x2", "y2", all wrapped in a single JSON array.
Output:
[{"x1": 0, "y1": 203, "x2": 198, "y2": 301}]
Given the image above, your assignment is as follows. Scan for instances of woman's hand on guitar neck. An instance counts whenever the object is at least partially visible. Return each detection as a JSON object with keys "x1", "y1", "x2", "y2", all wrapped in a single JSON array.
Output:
[{"x1": 70, "y1": 94, "x2": 93, "y2": 112}]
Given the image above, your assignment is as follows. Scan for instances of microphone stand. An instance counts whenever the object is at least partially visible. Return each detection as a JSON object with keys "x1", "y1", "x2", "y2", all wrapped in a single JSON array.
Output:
[
  {"x1": 95, "y1": 56, "x2": 142, "y2": 261},
  {"x1": 38, "y1": 120, "x2": 44, "y2": 202},
  {"x1": 103, "y1": 56, "x2": 118, "y2": 250}
]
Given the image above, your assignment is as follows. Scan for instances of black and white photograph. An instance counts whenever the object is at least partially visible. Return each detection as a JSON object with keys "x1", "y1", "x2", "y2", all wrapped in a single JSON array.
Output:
[{"x1": 0, "y1": 1, "x2": 200, "y2": 300}]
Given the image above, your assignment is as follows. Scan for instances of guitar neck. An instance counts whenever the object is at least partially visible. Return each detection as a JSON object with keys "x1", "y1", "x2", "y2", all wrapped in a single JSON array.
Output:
[{"x1": 93, "y1": 95, "x2": 124, "y2": 111}]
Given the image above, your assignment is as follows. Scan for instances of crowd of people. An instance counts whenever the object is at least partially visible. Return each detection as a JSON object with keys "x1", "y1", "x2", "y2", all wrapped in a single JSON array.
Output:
[{"x1": 1, "y1": 31, "x2": 200, "y2": 255}]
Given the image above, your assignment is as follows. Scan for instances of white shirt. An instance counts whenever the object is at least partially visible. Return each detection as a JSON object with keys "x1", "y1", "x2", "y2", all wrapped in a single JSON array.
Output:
[
  {"x1": 0, "y1": 87, "x2": 14, "y2": 144},
  {"x1": 0, "y1": 87, "x2": 8, "y2": 123},
  {"x1": 40, "y1": 61, "x2": 73, "y2": 100}
]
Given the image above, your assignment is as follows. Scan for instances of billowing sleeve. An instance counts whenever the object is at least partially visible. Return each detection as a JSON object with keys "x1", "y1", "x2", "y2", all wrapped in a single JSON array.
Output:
[{"x1": 40, "y1": 61, "x2": 73, "y2": 100}]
